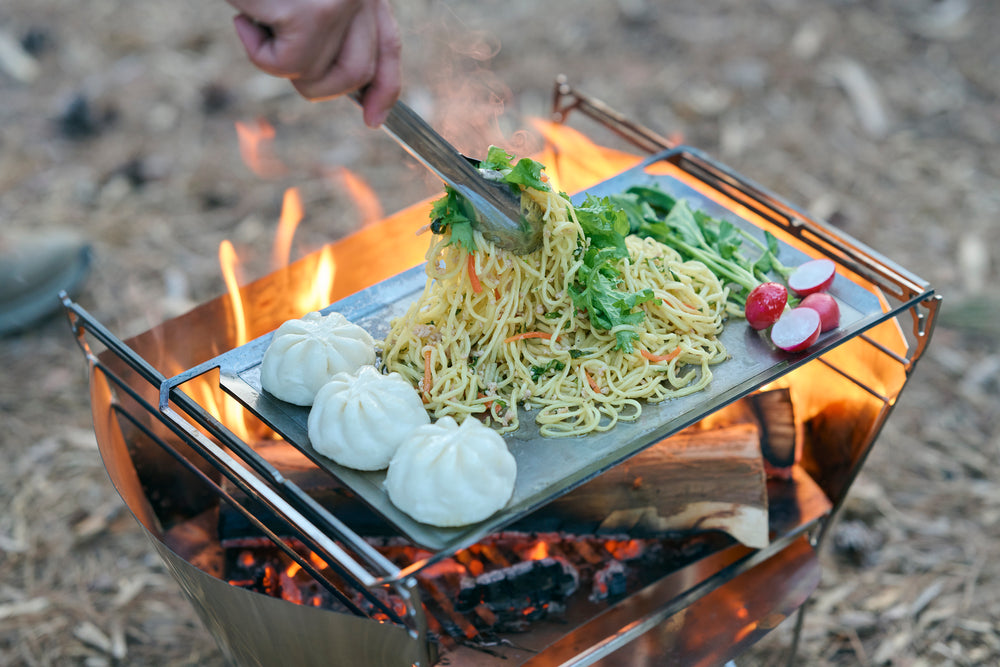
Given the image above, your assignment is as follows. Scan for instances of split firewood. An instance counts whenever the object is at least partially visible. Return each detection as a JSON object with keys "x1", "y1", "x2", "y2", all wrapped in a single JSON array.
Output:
[
  {"x1": 748, "y1": 387, "x2": 798, "y2": 477},
  {"x1": 529, "y1": 423, "x2": 769, "y2": 549}
]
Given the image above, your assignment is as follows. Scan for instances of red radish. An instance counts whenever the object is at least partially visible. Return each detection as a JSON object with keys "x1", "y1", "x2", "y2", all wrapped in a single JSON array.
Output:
[
  {"x1": 745, "y1": 282, "x2": 788, "y2": 330},
  {"x1": 788, "y1": 258, "x2": 836, "y2": 296},
  {"x1": 799, "y1": 292, "x2": 840, "y2": 332},
  {"x1": 770, "y1": 307, "x2": 821, "y2": 352}
]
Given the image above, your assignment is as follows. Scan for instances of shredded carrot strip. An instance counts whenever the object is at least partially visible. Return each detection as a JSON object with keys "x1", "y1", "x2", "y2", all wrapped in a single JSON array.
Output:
[
  {"x1": 493, "y1": 287, "x2": 501, "y2": 301},
  {"x1": 422, "y1": 349, "x2": 432, "y2": 403},
  {"x1": 504, "y1": 331, "x2": 554, "y2": 344},
  {"x1": 640, "y1": 347, "x2": 681, "y2": 363},
  {"x1": 584, "y1": 369, "x2": 602, "y2": 394},
  {"x1": 467, "y1": 253, "x2": 482, "y2": 294},
  {"x1": 477, "y1": 391, "x2": 494, "y2": 410}
]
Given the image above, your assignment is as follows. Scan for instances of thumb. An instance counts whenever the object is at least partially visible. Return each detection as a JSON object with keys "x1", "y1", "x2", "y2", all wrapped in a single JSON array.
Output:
[{"x1": 232, "y1": 14, "x2": 281, "y2": 73}]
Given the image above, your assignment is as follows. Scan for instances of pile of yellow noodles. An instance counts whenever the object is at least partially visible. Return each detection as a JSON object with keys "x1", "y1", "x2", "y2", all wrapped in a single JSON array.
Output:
[{"x1": 379, "y1": 185, "x2": 729, "y2": 437}]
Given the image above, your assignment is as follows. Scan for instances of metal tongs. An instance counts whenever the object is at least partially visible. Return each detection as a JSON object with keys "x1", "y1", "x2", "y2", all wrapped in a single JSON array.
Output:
[{"x1": 371, "y1": 98, "x2": 545, "y2": 255}]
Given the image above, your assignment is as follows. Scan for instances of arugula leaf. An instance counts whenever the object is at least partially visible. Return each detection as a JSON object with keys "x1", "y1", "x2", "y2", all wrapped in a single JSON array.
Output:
[
  {"x1": 506, "y1": 158, "x2": 549, "y2": 192},
  {"x1": 481, "y1": 146, "x2": 515, "y2": 171},
  {"x1": 569, "y1": 247, "x2": 659, "y2": 353},
  {"x1": 663, "y1": 200, "x2": 708, "y2": 248},
  {"x1": 606, "y1": 192, "x2": 657, "y2": 234},
  {"x1": 576, "y1": 195, "x2": 630, "y2": 257},
  {"x1": 712, "y1": 219, "x2": 743, "y2": 261},
  {"x1": 480, "y1": 146, "x2": 549, "y2": 192},
  {"x1": 447, "y1": 219, "x2": 477, "y2": 253},
  {"x1": 624, "y1": 185, "x2": 677, "y2": 217},
  {"x1": 530, "y1": 359, "x2": 566, "y2": 382},
  {"x1": 426, "y1": 145, "x2": 551, "y2": 251}
]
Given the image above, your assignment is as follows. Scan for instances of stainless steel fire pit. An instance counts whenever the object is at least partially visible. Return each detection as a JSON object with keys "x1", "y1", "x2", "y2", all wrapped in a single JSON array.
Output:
[{"x1": 63, "y1": 79, "x2": 940, "y2": 666}]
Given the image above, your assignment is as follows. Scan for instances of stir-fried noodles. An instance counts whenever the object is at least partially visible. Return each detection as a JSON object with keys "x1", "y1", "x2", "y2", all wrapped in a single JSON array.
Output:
[{"x1": 380, "y1": 150, "x2": 729, "y2": 437}]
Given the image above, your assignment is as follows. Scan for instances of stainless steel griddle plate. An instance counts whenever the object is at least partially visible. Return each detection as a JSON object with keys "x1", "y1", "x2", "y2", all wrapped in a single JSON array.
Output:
[{"x1": 209, "y1": 149, "x2": 900, "y2": 553}]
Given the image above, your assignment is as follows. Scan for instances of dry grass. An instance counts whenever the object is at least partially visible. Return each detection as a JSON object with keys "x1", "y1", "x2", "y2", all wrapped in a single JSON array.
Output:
[{"x1": 2, "y1": 0, "x2": 998, "y2": 665}]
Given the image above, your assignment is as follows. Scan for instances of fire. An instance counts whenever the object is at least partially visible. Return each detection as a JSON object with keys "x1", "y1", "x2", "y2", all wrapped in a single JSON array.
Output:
[
  {"x1": 235, "y1": 118, "x2": 287, "y2": 179},
  {"x1": 525, "y1": 540, "x2": 549, "y2": 561},
  {"x1": 272, "y1": 187, "x2": 304, "y2": 270},
  {"x1": 604, "y1": 539, "x2": 644, "y2": 561},
  {"x1": 327, "y1": 167, "x2": 384, "y2": 228},
  {"x1": 531, "y1": 120, "x2": 644, "y2": 194},
  {"x1": 270, "y1": 185, "x2": 338, "y2": 314},
  {"x1": 307, "y1": 551, "x2": 328, "y2": 571},
  {"x1": 219, "y1": 240, "x2": 248, "y2": 346},
  {"x1": 209, "y1": 240, "x2": 257, "y2": 439}
]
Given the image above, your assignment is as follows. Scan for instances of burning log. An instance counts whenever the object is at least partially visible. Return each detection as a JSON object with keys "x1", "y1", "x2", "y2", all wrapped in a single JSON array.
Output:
[{"x1": 748, "y1": 387, "x2": 798, "y2": 476}]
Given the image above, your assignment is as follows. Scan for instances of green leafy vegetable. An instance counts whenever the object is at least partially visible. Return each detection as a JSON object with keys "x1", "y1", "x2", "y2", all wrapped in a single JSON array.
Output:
[
  {"x1": 429, "y1": 187, "x2": 478, "y2": 252},
  {"x1": 575, "y1": 194, "x2": 630, "y2": 257},
  {"x1": 568, "y1": 246, "x2": 659, "y2": 352},
  {"x1": 481, "y1": 146, "x2": 550, "y2": 193},
  {"x1": 530, "y1": 359, "x2": 566, "y2": 382},
  {"x1": 427, "y1": 146, "x2": 551, "y2": 252},
  {"x1": 610, "y1": 184, "x2": 793, "y2": 313}
]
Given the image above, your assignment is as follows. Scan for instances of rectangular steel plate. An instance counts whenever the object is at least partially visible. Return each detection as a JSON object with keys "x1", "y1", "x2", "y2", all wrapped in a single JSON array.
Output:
[{"x1": 210, "y1": 150, "x2": 898, "y2": 553}]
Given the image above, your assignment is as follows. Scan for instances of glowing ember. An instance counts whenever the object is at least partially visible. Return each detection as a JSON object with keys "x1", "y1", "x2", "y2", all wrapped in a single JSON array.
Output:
[
  {"x1": 307, "y1": 551, "x2": 329, "y2": 571},
  {"x1": 525, "y1": 540, "x2": 549, "y2": 561}
]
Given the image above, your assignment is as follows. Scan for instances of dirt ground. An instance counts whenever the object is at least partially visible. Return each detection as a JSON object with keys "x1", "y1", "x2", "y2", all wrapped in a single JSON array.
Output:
[{"x1": 2, "y1": 0, "x2": 998, "y2": 665}]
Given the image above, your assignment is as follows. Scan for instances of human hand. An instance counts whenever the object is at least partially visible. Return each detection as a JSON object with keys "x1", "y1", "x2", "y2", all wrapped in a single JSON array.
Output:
[{"x1": 226, "y1": 0, "x2": 402, "y2": 127}]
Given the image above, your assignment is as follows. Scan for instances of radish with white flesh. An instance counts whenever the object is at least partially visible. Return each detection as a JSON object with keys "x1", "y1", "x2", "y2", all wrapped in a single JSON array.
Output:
[
  {"x1": 745, "y1": 282, "x2": 788, "y2": 330},
  {"x1": 770, "y1": 307, "x2": 821, "y2": 352},
  {"x1": 799, "y1": 292, "x2": 840, "y2": 332},
  {"x1": 788, "y1": 258, "x2": 836, "y2": 296}
]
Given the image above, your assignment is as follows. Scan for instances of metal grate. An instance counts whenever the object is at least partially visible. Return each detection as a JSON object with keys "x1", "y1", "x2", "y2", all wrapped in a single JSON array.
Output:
[{"x1": 61, "y1": 78, "x2": 941, "y2": 666}]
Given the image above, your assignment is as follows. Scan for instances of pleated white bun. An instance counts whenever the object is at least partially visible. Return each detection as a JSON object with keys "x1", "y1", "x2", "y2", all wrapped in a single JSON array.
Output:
[
  {"x1": 260, "y1": 311, "x2": 375, "y2": 406},
  {"x1": 308, "y1": 366, "x2": 430, "y2": 471},
  {"x1": 385, "y1": 417, "x2": 517, "y2": 527}
]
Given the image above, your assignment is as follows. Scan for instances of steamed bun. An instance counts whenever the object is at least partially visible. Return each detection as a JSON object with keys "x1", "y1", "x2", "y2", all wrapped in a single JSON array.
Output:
[
  {"x1": 308, "y1": 366, "x2": 430, "y2": 470},
  {"x1": 260, "y1": 310, "x2": 375, "y2": 406},
  {"x1": 385, "y1": 417, "x2": 517, "y2": 527}
]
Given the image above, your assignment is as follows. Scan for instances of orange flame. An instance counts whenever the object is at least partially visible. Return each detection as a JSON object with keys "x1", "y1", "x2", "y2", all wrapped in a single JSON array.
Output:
[
  {"x1": 271, "y1": 185, "x2": 337, "y2": 313},
  {"x1": 272, "y1": 187, "x2": 304, "y2": 270},
  {"x1": 213, "y1": 239, "x2": 255, "y2": 440},
  {"x1": 294, "y1": 244, "x2": 336, "y2": 314},
  {"x1": 526, "y1": 540, "x2": 549, "y2": 561},
  {"x1": 235, "y1": 118, "x2": 287, "y2": 179},
  {"x1": 307, "y1": 551, "x2": 329, "y2": 571},
  {"x1": 219, "y1": 240, "x2": 247, "y2": 345},
  {"x1": 531, "y1": 120, "x2": 644, "y2": 194},
  {"x1": 328, "y1": 167, "x2": 384, "y2": 228}
]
